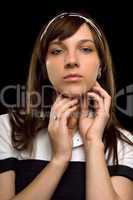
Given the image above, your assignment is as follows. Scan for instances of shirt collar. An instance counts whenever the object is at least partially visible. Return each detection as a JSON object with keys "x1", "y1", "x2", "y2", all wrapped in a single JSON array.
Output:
[
  {"x1": 43, "y1": 128, "x2": 83, "y2": 149},
  {"x1": 72, "y1": 130, "x2": 83, "y2": 148}
]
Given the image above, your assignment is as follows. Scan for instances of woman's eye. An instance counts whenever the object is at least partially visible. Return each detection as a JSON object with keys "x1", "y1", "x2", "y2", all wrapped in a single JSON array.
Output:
[
  {"x1": 50, "y1": 49, "x2": 63, "y2": 55},
  {"x1": 80, "y1": 47, "x2": 93, "y2": 53}
]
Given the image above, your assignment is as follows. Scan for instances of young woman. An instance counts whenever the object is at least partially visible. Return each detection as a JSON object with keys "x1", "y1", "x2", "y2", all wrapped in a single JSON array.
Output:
[{"x1": 0, "y1": 12, "x2": 133, "y2": 200}]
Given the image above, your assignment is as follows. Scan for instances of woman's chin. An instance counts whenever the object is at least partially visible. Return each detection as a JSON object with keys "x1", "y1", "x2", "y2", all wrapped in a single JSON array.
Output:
[
  {"x1": 57, "y1": 83, "x2": 95, "y2": 98},
  {"x1": 59, "y1": 88, "x2": 87, "y2": 98},
  {"x1": 62, "y1": 93, "x2": 81, "y2": 98}
]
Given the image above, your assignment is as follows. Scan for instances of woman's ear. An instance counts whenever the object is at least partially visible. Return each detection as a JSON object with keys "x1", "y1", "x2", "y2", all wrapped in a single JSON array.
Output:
[
  {"x1": 96, "y1": 63, "x2": 100, "y2": 68},
  {"x1": 96, "y1": 63, "x2": 101, "y2": 79}
]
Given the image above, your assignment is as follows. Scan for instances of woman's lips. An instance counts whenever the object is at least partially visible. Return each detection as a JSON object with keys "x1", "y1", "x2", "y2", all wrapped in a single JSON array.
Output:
[{"x1": 63, "y1": 74, "x2": 83, "y2": 81}]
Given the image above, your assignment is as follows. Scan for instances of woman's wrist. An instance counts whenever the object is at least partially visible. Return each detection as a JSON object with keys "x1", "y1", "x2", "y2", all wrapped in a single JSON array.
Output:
[
  {"x1": 84, "y1": 137, "x2": 104, "y2": 154},
  {"x1": 51, "y1": 156, "x2": 70, "y2": 168}
]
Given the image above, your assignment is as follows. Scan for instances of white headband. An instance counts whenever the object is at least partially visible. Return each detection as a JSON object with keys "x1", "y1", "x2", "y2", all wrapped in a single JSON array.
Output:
[{"x1": 40, "y1": 12, "x2": 102, "y2": 41}]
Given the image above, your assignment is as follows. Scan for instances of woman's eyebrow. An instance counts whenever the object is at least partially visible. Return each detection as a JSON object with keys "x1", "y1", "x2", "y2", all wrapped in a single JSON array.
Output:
[
  {"x1": 49, "y1": 41, "x2": 63, "y2": 46},
  {"x1": 49, "y1": 39, "x2": 95, "y2": 47},
  {"x1": 78, "y1": 39, "x2": 95, "y2": 44}
]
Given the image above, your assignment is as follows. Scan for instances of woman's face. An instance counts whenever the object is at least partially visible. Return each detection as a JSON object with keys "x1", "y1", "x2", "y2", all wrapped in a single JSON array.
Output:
[{"x1": 46, "y1": 23, "x2": 100, "y2": 98}]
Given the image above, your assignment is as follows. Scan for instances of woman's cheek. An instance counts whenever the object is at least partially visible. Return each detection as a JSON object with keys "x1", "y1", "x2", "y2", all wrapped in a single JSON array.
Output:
[
  {"x1": 89, "y1": 62, "x2": 100, "y2": 80},
  {"x1": 92, "y1": 70, "x2": 99, "y2": 80},
  {"x1": 85, "y1": 70, "x2": 99, "y2": 90},
  {"x1": 47, "y1": 69, "x2": 59, "y2": 86},
  {"x1": 46, "y1": 61, "x2": 58, "y2": 85}
]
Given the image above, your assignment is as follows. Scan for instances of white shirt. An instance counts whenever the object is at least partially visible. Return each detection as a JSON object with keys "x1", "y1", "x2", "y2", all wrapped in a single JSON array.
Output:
[{"x1": 0, "y1": 113, "x2": 133, "y2": 168}]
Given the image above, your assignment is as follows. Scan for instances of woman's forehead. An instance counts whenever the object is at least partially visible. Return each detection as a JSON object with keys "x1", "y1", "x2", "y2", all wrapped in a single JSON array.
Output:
[{"x1": 49, "y1": 23, "x2": 94, "y2": 45}]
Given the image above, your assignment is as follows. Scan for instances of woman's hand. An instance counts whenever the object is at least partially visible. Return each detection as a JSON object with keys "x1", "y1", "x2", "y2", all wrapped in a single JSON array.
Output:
[
  {"x1": 79, "y1": 81, "x2": 111, "y2": 145},
  {"x1": 48, "y1": 94, "x2": 79, "y2": 162}
]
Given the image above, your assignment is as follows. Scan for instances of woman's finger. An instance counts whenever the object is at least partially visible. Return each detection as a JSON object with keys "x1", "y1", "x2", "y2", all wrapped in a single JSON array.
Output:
[
  {"x1": 87, "y1": 92, "x2": 104, "y2": 114},
  {"x1": 92, "y1": 86, "x2": 111, "y2": 113},
  {"x1": 55, "y1": 98, "x2": 78, "y2": 119},
  {"x1": 80, "y1": 94, "x2": 88, "y2": 116},
  {"x1": 60, "y1": 104, "x2": 79, "y2": 127}
]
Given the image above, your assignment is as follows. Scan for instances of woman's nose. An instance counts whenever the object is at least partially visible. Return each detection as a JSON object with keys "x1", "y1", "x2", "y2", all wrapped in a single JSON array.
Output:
[{"x1": 64, "y1": 51, "x2": 79, "y2": 68}]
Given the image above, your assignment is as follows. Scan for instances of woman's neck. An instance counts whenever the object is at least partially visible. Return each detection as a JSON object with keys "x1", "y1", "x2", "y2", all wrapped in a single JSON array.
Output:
[{"x1": 67, "y1": 109, "x2": 80, "y2": 136}]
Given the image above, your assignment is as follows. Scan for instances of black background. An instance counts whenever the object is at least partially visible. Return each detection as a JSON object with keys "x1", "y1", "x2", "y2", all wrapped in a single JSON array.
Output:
[{"x1": 0, "y1": 1, "x2": 133, "y2": 131}]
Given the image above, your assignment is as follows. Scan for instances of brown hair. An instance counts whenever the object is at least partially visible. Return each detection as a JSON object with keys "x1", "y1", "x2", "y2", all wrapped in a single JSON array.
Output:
[{"x1": 9, "y1": 12, "x2": 133, "y2": 164}]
